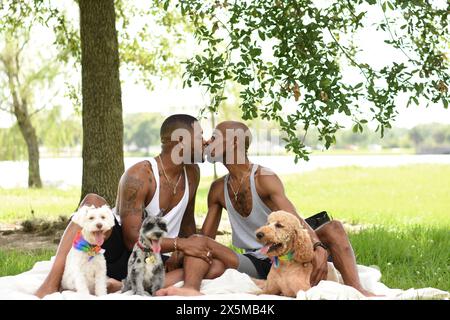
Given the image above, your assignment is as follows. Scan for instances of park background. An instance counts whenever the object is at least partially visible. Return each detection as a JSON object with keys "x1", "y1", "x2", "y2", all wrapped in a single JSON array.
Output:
[{"x1": 0, "y1": 1, "x2": 449, "y2": 294}]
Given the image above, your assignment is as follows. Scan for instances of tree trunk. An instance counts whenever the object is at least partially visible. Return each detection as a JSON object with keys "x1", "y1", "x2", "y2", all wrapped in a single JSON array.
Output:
[
  {"x1": 79, "y1": 0, "x2": 124, "y2": 206},
  {"x1": 14, "y1": 101, "x2": 42, "y2": 188},
  {"x1": 4, "y1": 59, "x2": 43, "y2": 188}
]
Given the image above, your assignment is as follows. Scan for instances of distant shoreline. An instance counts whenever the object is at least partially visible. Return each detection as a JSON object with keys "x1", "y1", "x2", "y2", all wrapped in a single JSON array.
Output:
[{"x1": 1, "y1": 154, "x2": 449, "y2": 189}]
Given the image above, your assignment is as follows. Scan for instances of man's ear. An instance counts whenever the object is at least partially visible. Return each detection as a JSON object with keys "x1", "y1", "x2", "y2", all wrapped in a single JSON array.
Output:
[{"x1": 72, "y1": 205, "x2": 89, "y2": 227}]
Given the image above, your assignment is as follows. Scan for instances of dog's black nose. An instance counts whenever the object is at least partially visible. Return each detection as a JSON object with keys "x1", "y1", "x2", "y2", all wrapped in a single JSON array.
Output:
[
  {"x1": 153, "y1": 232, "x2": 163, "y2": 238},
  {"x1": 96, "y1": 223, "x2": 103, "y2": 229},
  {"x1": 256, "y1": 232, "x2": 264, "y2": 239}
]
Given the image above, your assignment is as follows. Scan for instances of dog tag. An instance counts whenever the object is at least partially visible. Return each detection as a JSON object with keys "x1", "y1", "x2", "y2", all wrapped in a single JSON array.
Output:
[{"x1": 145, "y1": 255, "x2": 156, "y2": 264}]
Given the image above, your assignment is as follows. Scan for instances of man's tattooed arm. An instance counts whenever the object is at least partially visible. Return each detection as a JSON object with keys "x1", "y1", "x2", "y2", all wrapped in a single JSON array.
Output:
[{"x1": 117, "y1": 168, "x2": 149, "y2": 251}]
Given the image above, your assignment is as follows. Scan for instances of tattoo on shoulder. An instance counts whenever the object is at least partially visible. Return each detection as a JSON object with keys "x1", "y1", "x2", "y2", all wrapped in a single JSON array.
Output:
[{"x1": 119, "y1": 175, "x2": 145, "y2": 218}]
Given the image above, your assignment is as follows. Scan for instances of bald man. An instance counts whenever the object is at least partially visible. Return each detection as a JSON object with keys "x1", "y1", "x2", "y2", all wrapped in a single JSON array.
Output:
[{"x1": 156, "y1": 121, "x2": 376, "y2": 297}]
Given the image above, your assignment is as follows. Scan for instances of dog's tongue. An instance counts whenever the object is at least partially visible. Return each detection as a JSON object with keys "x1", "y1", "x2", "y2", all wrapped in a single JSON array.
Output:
[
  {"x1": 260, "y1": 244, "x2": 271, "y2": 255},
  {"x1": 94, "y1": 231, "x2": 104, "y2": 246},
  {"x1": 151, "y1": 239, "x2": 161, "y2": 254}
]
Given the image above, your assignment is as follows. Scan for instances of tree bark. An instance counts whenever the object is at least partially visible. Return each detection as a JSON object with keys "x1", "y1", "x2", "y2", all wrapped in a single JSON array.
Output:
[
  {"x1": 79, "y1": 0, "x2": 124, "y2": 205},
  {"x1": 15, "y1": 101, "x2": 42, "y2": 188}
]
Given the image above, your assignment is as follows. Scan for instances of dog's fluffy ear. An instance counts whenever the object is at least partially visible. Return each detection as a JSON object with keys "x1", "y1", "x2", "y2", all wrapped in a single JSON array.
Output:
[
  {"x1": 100, "y1": 205, "x2": 115, "y2": 229},
  {"x1": 292, "y1": 227, "x2": 315, "y2": 263},
  {"x1": 71, "y1": 205, "x2": 90, "y2": 227}
]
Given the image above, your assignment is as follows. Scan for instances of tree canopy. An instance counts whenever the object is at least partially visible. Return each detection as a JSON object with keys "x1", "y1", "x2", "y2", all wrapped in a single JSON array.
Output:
[{"x1": 173, "y1": 0, "x2": 449, "y2": 161}]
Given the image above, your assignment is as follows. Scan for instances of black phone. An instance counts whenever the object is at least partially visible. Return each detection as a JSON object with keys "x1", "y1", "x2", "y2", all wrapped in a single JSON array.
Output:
[{"x1": 305, "y1": 211, "x2": 331, "y2": 230}]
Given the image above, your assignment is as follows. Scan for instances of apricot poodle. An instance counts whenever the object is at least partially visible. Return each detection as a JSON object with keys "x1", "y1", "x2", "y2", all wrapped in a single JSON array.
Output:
[{"x1": 255, "y1": 210, "x2": 337, "y2": 297}]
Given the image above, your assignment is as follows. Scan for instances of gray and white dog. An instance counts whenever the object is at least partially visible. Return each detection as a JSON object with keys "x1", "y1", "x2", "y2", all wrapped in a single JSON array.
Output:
[{"x1": 122, "y1": 210, "x2": 167, "y2": 296}]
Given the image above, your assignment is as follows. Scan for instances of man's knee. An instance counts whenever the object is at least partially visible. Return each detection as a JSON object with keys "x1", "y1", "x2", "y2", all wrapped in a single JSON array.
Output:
[
  {"x1": 206, "y1": 260, "x2": 225, "y2": 279},
  {"x1": 79, "y1": 193, "x2": 108, "y2": 208},
  {"x1": 326, "y1": 220, "x2": 346, "y2": 233},
  {"x1": 316, "y1": 220, "x2": 347, "y2": 243}
]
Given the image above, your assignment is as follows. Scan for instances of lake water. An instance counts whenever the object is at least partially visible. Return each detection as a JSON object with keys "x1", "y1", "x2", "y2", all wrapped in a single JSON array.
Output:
[{"x1": 1, "y1": 155, "x2": 449, "y2": 189}]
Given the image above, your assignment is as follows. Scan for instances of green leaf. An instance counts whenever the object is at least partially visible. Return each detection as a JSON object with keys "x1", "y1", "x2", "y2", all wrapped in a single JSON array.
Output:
[
  {"x1": 274, "y1": 101, "x2": 282, "y2": 111},
  {"x1": 258, "y1": 30, "x2": 266, "y2": 41}
]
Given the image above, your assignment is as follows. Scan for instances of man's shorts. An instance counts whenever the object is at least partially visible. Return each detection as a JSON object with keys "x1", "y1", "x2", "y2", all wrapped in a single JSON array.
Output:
[{"x1": 235, "y1": 211, "x2": 332, "y2": 279}]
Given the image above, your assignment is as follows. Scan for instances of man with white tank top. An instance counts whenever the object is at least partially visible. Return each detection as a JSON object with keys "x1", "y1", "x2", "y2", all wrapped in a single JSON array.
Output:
[
  {"x1": 35, "y1": 114, "x2": 221, "y2": 298},
  {"x1": 156, "y1": 121, "x2": 377, "y2": 297}
]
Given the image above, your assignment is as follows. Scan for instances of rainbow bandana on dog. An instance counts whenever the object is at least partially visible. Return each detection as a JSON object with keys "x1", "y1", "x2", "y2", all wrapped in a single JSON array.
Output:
[
  {"x1": 271, "y1": 251, "x2": 294, "y2": 269},
  {"x1": 73, "y1": 230, "x2": 105, "y2": 261}
]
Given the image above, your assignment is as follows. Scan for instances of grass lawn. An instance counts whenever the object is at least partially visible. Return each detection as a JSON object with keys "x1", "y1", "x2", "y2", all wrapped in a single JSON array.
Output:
[
  {"x1": 0, "y1": 249, "x2": 54, "y2": 278},
  {"x1": 0, "y1": 187, "x2": 79, "y2": 222},
  {"x1": 1, "y1": 164, "x2": 449, "y2": 291}
]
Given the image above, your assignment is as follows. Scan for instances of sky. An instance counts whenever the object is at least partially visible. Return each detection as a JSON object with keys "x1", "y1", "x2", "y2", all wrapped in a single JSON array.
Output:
[{"x1": 0, "y1": 1, "x2": 449, "y2": 130}]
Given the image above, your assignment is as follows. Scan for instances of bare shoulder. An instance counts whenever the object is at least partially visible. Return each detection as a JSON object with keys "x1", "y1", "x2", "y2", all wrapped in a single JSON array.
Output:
[
  {"x1": 210, "y1": 176, "x2": 225, "y2": 192},
  {"x1": 119, "y1": 161, "x2": 152, "y2": 191},
  {"x1": 126, "y1": 160, "x2": 152, "y2": 175},
  {"x1": 185, "y1": 164, "x2": 201, "y2": 187},
  {"x1": 208, "y1": 176, "x2": 226, "y2": 204},
  {"x1": 254, "y1": 165, "x2": 284, "y2": 194},
  {"x1": 254, "y1": 165, "x2": 279, "y2": 182},
  {"x1": 185, "y1": 163, "x2": 200, "y2": 177},
  {"x1": 116, "y1": 161, "x2": 151, "y2": 212}
]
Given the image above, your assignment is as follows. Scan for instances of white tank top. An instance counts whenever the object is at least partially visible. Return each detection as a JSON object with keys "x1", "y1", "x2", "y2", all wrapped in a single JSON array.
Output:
[
  {"x1": 224, "y1": 164, "x2": 272, "y2": 259},
  {"x1": 113, "y1": 157, "x2": 189, "y2": 238}
]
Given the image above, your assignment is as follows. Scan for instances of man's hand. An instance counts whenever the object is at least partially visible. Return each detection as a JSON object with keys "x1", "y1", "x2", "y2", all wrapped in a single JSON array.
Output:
[
  {"x1": 165, "y1": 251, "x2": 184, "y2": 272},
  {"x1": 178, "y1": 235, "x2": 213, "y2": 264},
  {"x1": 310, "y1": 246, "x2": 329, "y2": 286}
]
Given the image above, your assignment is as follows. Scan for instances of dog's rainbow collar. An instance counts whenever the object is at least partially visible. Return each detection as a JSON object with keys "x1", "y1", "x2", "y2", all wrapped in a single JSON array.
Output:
[
  {"x1": 73, "y1": 231, "x2": 105, "y2": 261},
  {"x1": 271, "y1": 251, "x2": 294, "y2": 269}
]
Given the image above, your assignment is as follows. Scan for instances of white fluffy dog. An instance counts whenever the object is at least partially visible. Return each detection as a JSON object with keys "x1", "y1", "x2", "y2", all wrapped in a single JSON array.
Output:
[{"x1": 61, "y1": 204, "x2": 115, "y2": 296}]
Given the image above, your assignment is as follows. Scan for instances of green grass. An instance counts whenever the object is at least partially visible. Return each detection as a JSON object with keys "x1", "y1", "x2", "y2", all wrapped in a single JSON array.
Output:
[
  {"x1": 283, "y1": 164, "x2": 450, "y2": 228},
  {"x1": 1, "y1": 164, "x2": 449, "y2": 292},
  {"x1": 2, "y1": 164, "x2": 449, "y2": 227},
  {"x1": 349, "y1": 226, "x2": 450, "y2": 291},
  {"x1": 195, "y1": 164, "x2": 450, "y2": 228},
  {"x1": 0, "y1": 249, "x2": 55, "y2": 277},
  {"x1": 0, "y1": 187, "x2": 80, "y2": 223}
]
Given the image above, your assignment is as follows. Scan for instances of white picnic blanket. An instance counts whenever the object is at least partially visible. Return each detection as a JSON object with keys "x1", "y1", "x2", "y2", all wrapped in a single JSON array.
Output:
[{"x1": 0, "y1": 258, "x2": 448, "y2": 300}]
